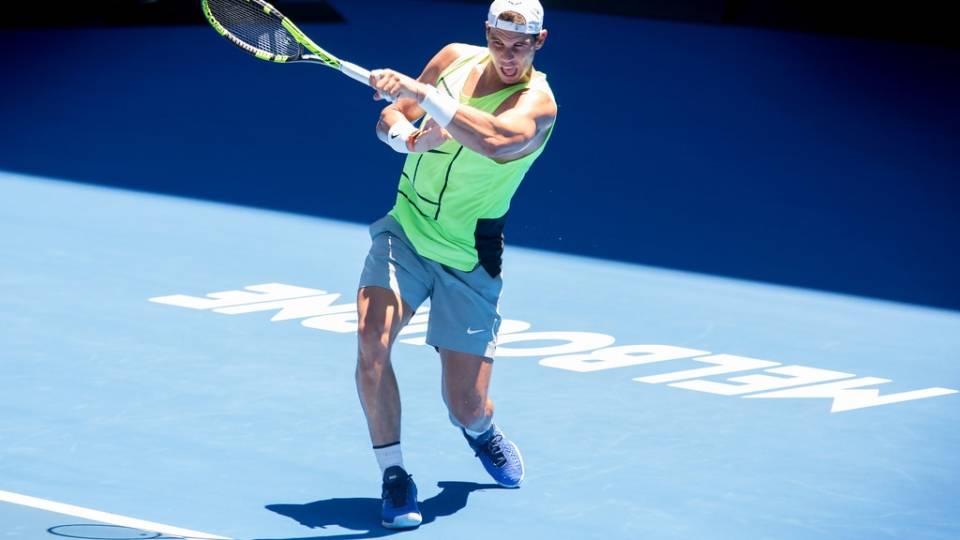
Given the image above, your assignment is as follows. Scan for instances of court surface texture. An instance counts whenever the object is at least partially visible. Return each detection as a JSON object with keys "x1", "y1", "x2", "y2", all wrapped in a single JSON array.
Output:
[{"x1": 2, "y1": 171, "x2": 958, "y2": 539}]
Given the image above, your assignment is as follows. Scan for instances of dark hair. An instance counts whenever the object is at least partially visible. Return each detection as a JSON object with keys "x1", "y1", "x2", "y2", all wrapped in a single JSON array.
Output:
[{"x1": 497, "y1": 11, "x2": 527, "y2": 25}]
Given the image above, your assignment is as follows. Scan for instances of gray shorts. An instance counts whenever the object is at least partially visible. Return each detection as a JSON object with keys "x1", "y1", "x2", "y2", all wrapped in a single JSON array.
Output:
[{"x1": 358, "y1": 215, "x2": 503, "y2": 359}]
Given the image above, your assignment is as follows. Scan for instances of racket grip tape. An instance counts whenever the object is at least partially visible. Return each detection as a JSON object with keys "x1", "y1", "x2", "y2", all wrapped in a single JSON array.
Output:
[
  {"x1": 340, "y1": 60, "x2": 370, "y2": 84},
  {"x1": 341, "y1": 61, "x2": 395, "y2": 103}
]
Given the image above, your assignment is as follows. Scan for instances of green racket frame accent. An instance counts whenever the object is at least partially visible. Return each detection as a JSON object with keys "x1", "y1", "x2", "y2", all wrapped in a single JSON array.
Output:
[
  {"x1": 280, "y1": 18, "x2": 341, "y2": 68},
  {"x1": 201, "y1": 0, "x2": 342, "y2": 67}
]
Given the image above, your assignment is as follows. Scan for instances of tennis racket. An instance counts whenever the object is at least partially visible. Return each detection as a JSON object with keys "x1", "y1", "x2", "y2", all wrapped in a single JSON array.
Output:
[{"x1": 201, "y1": 0, "x2": 390, "y2": 99}]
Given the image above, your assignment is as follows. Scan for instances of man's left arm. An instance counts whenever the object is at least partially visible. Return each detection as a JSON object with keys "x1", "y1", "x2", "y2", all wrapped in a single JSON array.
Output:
[{"x1": 442, "y1": 90, "x2": 556, "y2": 161}]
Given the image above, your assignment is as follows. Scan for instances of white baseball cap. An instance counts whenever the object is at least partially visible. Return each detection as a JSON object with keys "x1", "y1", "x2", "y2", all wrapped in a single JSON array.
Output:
[{"x1": 488, "y1": 0, "x2": 545, "y2": 34}]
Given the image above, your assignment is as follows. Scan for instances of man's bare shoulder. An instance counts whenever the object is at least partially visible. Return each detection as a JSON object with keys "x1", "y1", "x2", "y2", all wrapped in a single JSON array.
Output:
[{"x1": 430, "y1": 43, "x2": 485, "y2": 72}]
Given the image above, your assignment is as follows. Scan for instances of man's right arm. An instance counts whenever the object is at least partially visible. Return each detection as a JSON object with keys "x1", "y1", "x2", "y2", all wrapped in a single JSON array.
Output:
[{"x1": 374, "y1": 43, "x2": 468, "y2": 145}]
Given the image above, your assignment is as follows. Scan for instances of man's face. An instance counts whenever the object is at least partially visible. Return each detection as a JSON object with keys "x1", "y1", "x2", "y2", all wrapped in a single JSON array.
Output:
[{"x1": 485, "y1": 24, "x2": 546, "y2": 84}]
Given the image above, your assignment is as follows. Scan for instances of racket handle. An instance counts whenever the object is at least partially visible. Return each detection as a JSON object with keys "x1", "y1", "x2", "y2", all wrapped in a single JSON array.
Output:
[
  {"x1": 340, "y1": 60, "x2": 395, "y2": 103},
  {"x1": 339, "y1": 60, "x2": 371, "y2": 85}
]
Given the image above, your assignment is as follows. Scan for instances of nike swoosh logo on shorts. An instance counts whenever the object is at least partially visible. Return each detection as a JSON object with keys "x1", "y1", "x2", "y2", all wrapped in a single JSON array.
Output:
[{"x1": 466, "y1": 328, "x2": 485, "y2": 335}]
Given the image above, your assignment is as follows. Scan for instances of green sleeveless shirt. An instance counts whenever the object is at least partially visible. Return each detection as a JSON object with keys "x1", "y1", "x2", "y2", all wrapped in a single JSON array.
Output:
[{"x1": 388, "y1": 46, "x2": 555, "y2": 277}]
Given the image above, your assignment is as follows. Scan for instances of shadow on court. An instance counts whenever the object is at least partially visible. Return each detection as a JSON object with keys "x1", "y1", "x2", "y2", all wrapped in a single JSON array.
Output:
[
  {"x1": 261, "y1": 481, "x2": 502, "y2": 539},
  {"x1": 46, "y1": 524, "x2": 174, "y2": 539}
]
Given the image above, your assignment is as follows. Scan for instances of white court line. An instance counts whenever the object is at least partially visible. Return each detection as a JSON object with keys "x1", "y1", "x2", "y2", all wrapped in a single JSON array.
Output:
[{"x1": 0, "y1": 489, "x2": 232, "y2": 540}]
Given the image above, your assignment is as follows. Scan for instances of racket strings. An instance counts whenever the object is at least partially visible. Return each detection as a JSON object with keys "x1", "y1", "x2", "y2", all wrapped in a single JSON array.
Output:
[{"x1": 207, "y1": 0, "x2": 301, "y2": 58}]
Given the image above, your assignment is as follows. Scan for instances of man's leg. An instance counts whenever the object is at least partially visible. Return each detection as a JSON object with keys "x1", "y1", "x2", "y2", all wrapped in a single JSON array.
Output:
[
  {"x1": 356, "y1": 285, "x2": 414, "y2": 447},
  {"x1": 440, "y1": 348, "x2": 524, "y2": 488},
  {"x1": 356, "y1": 285, "x2": 421, "y2": 528},
  {"x1": 440, "y1": 348, "x2": 495, "y2": 434}
]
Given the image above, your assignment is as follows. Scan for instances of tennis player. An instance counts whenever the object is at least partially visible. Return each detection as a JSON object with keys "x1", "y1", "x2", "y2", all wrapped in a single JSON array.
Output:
[{"x1": 357, "y1": 0, "x2": 556, "y2": 528}]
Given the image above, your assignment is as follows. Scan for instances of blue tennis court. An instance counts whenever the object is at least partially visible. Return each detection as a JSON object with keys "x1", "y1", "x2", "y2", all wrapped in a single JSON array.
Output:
[{"x1": 2, "y1": 171, "x2": 958, "y2": 539}]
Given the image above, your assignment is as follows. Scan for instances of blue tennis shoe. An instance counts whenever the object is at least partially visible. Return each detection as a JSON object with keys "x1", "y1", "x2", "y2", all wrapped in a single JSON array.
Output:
[
  {"x1": 380, "y1": 466, "x2": 422, "y2": 529},
  {"x1": 463, "y1": 424, "x2": 525, "y2": 488}
]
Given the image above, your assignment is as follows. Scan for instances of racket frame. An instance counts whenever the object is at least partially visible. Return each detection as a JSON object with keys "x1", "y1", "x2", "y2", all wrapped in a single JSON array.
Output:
[{"x1": 201, "y1": 0, "x2": 374, "y2": 86}]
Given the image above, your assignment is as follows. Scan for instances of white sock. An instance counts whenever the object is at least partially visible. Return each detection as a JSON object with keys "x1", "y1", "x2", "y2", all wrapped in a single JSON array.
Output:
[
  {"x1": 463, "y1": 421, "x2": 493, "y2": 440},
  {"x1": 373, "y1": 442, "x2": 404, "y2": 475}
]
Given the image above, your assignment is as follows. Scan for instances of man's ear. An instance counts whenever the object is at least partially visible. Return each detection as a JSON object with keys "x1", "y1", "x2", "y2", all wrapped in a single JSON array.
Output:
[{"x1": 534, "y1": 29, "x2": 548, "y2": 50}]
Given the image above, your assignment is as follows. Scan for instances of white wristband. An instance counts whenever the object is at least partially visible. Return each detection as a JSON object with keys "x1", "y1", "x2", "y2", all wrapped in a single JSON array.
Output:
[
  {"x1": 420, "y1": 85, "x2": 459, "y2": 128},
  {"x1": 386, "y1": 119, "x2": 417, "y2": 153}
]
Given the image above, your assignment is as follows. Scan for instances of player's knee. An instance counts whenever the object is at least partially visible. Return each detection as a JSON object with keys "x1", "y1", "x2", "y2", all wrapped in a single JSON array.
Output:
[
  {"x1": 356, "y1": 352, "x2": 391, "y2": 388},
  {"x1": 357, "y1": 344, "x2": 388, "y2": 369},
  {"x1": 447, "y1": 394, "x2": 490, "y2": 429},
  {"x1": 357, "y1": 320, "x2": 390, "y2": 361},
  {"x1": 356, "y1": 335, "x2": 390, "y2": 374}
]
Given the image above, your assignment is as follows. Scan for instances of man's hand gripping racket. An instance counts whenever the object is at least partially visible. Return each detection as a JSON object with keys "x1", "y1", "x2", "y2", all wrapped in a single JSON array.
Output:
[{"x1": 201, "y1": 0, "x2": 397, "y2": 101}]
